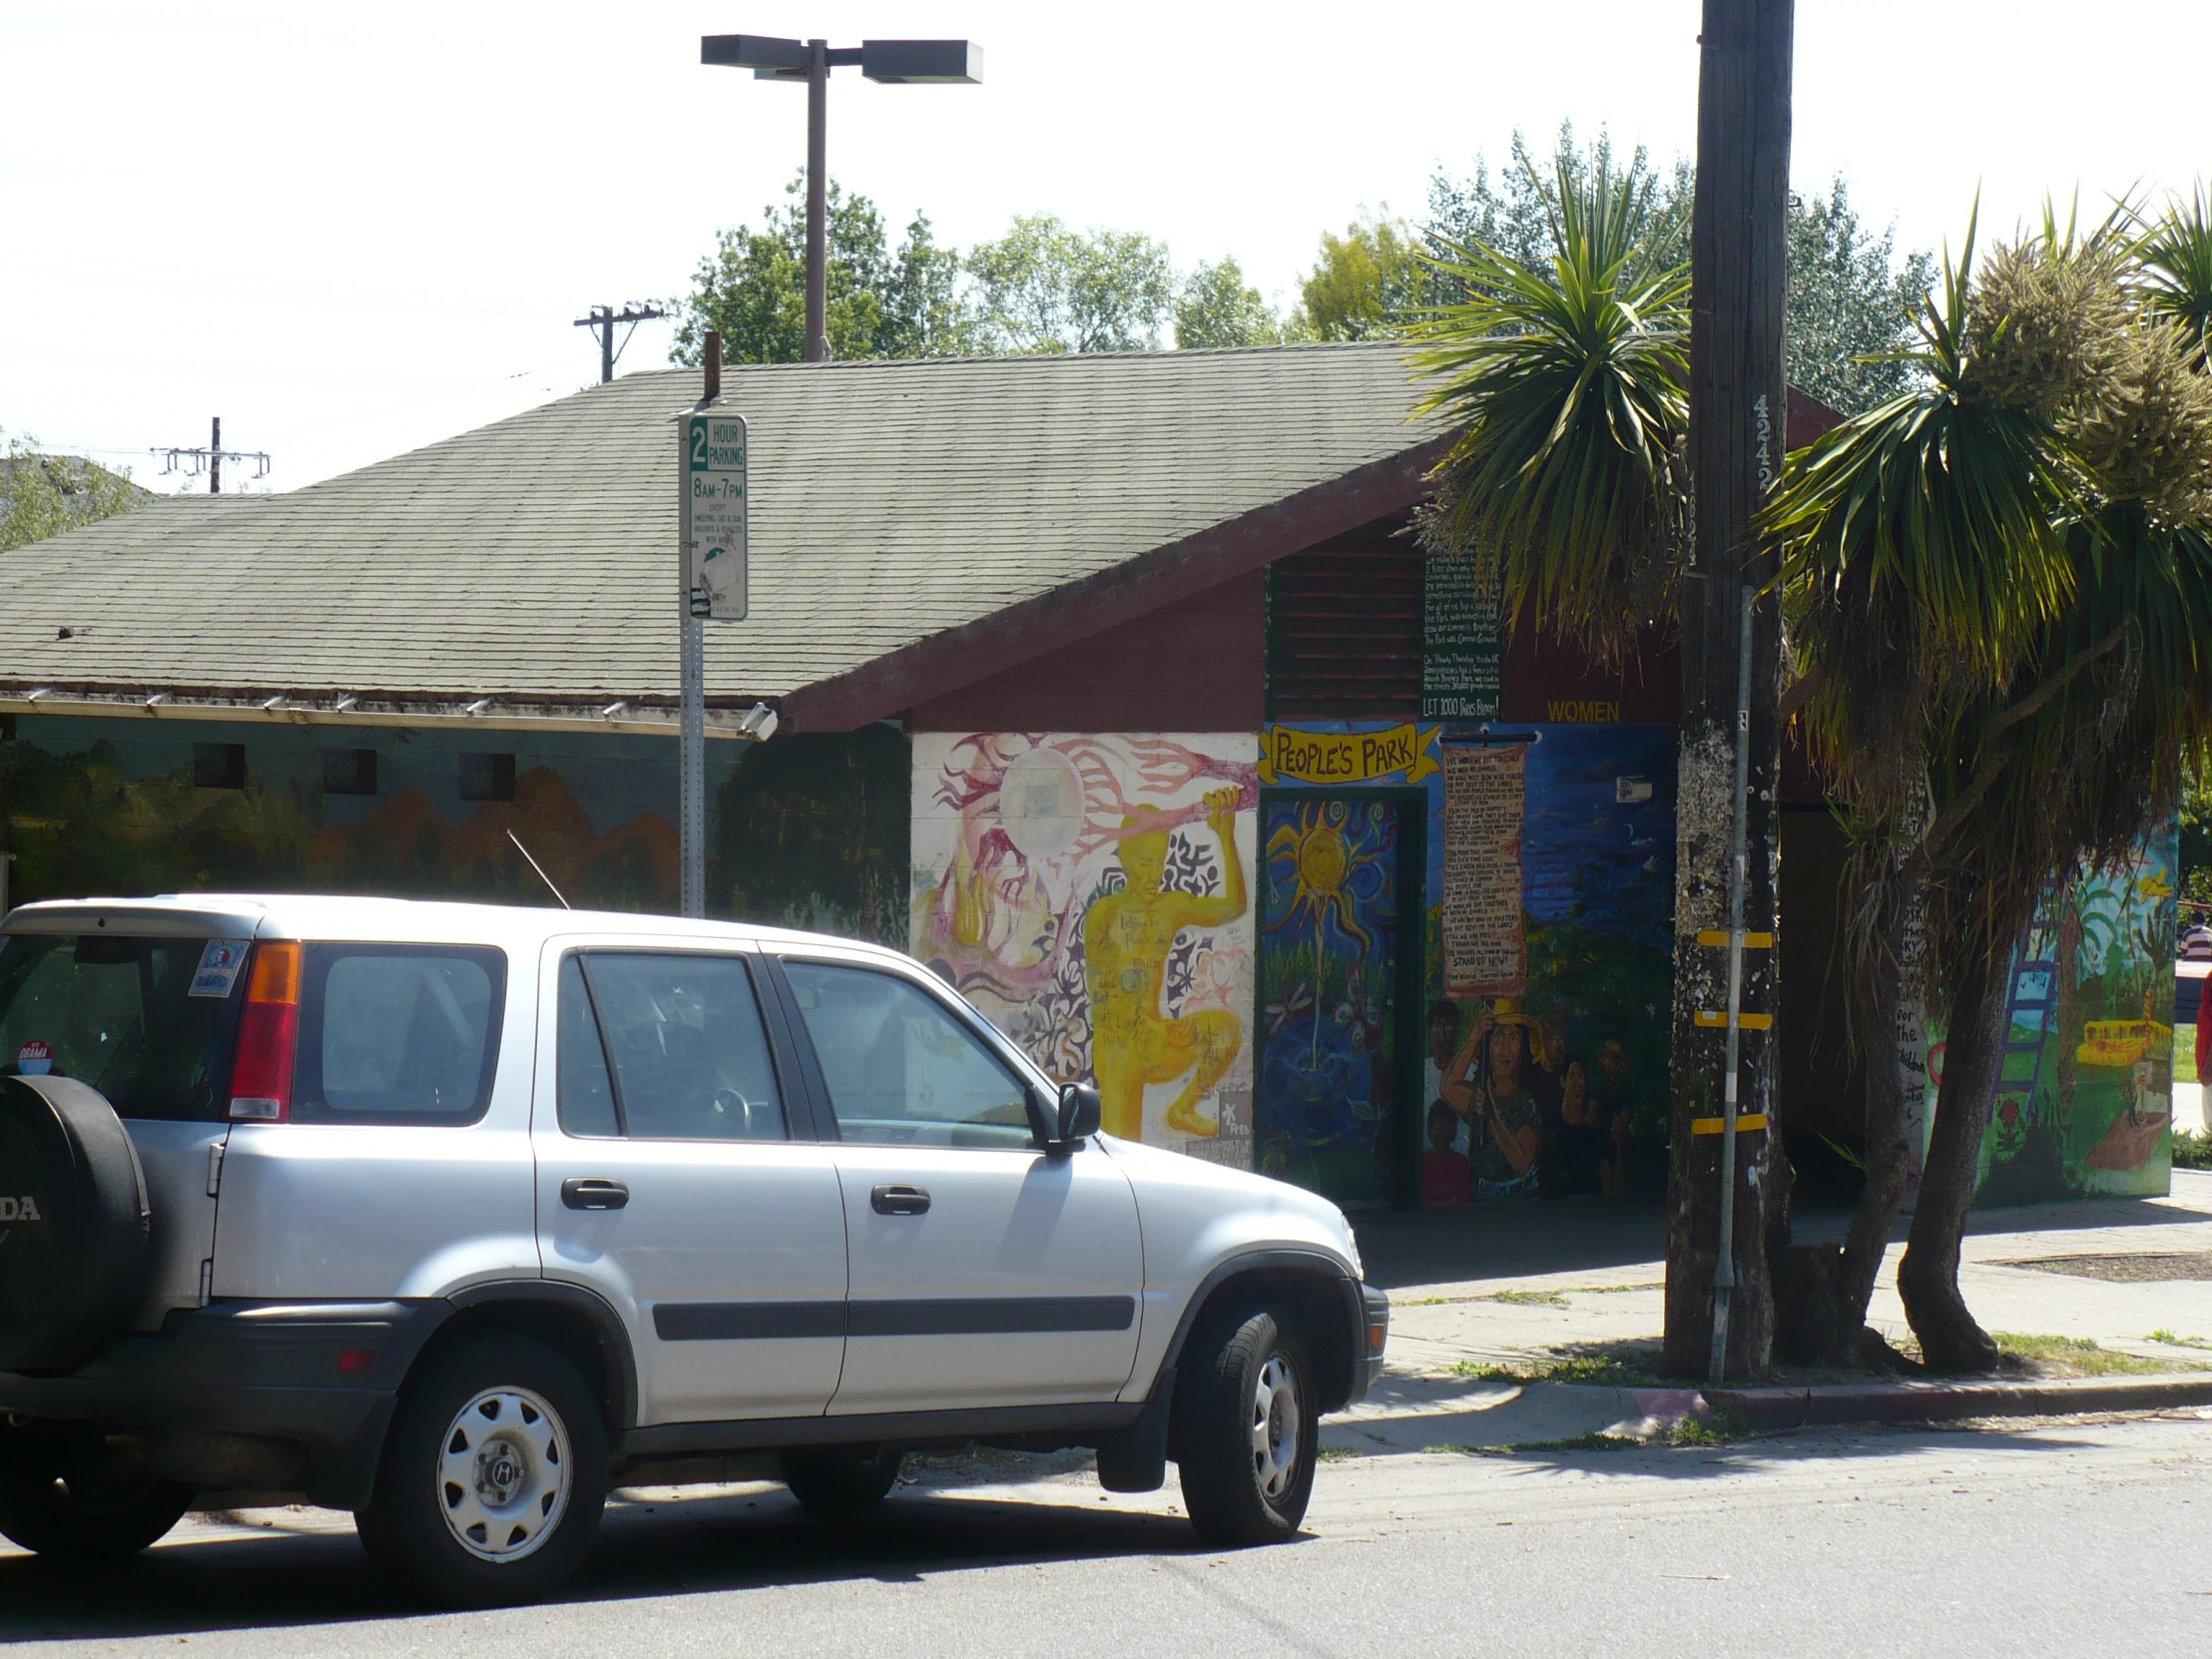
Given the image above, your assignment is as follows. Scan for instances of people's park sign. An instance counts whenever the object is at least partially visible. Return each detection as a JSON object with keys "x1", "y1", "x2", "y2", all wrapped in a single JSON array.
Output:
[{"x1": 1259, "y1": 724, "x2": 1439, "y2": 787}]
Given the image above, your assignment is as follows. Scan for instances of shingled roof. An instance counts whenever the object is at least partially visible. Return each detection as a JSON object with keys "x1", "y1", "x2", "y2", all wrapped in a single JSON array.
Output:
[{"x1": 0, "y1": 343, "x2": 1447, "y2": 737}]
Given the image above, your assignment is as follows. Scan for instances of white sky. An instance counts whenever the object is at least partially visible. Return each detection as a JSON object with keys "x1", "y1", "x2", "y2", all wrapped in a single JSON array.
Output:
[{"x1": 5, "y1": 1, "x2": 2207, "y2": 491}]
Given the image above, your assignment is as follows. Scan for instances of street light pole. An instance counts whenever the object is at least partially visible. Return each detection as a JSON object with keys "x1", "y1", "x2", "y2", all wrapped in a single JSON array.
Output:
[
  {"x1": 702, "y1": 35, "x2": 983, "y2": 364},
  {"x1": 806, "y1": 38, "x2": 829, "y2": 362}
]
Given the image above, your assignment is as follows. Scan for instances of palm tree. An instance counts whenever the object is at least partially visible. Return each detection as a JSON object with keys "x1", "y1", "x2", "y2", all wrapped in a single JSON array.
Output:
[
  {"x1": 1758, "y1": 213, "x2": 2078, "y2": 1364},
  {"x1": 1768, "y1": 197, "x2": 2212, "y2": 1369},
  {"x1": 1408, "y1": 151, "x2": 1690, "y2": 666}
]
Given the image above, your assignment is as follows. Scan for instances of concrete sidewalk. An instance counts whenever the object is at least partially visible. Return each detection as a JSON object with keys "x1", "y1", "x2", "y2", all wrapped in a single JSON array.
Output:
[{"x1": 1330, "y1": 1168, "x2": 2212, "y2": 1452}]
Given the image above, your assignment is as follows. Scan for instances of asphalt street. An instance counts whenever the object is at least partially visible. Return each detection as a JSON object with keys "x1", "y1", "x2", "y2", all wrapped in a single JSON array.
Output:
[{"x1": 5, "y1": 1411, "x2": 2210, "y2": 1658}]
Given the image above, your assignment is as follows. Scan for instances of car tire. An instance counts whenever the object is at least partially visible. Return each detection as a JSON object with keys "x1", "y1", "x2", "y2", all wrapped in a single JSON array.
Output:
[
  {"x1": 354, "y1": 1335, "x2": 607, "y2": 1608},
  {"x1": 0, "y1": 1422, "x2": 194, "y2": 1562},
  {"x1": 1175, "y1": 1306, "x2": 1317, "y2": 1548},
  {"x1": 780, "y1": 1447, "x2": 903, "y2": 1513}
]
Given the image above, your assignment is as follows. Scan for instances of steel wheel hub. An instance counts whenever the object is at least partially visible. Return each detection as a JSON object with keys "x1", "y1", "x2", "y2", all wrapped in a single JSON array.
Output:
[
  {"x1": 1249, "y1": 1352, "x2": 1302, "y2": 1501},
  {"x1": 437, "y1": 1386, "x2": 569, "y2": 1563}
]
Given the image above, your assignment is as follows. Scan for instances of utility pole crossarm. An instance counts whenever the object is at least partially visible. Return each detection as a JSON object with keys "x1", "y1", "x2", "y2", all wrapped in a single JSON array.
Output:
[{"x1": 574, "y1": 303, "x2": 669, "y2": 384}]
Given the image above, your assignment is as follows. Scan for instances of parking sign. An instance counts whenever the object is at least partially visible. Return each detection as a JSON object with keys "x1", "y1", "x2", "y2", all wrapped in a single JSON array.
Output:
[{"x1": 682, "y1": 412, "x2": 748, "y2": 620}]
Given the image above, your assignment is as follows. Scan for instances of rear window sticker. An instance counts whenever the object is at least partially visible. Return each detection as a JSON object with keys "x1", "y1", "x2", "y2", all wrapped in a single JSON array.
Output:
[
  {"x1": 190, "y1": 939, "x2": 253, "y2": 998},
  {"x1": 16, "y1": 1039, "x2": 53, "y2": 1076}
]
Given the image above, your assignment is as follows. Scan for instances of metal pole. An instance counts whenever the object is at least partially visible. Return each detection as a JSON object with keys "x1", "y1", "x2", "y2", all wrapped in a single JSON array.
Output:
[
  {"x1": 1708, "y1": 583, "x2": 1757, "y2": 1386},
  {"x1": 680, "y1": 613, "x2": 707, "y2": 917},
  {"x1": 804, "y1": 37, "x2": 829, "y2": 362}
]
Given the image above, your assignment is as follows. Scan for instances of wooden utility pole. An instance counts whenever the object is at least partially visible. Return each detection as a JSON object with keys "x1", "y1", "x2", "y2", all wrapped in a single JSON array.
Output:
[{"x1": 1664, "y1": 0, "x2": 1794, "y2": 1380}]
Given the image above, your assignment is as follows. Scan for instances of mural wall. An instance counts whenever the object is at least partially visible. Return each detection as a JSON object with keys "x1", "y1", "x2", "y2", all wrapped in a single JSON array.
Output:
[
  {"x1": 1929, "y1": 833, "x2": 2180, "y2": 1205},
  {"x1": 1259, "y1": 721, "x2": 1677, "y2": 1209},
  {"x1": 910, "y1": 733, "x2": 1259, "y2": 1164},
  {"x1": 0, "y1": 716, "x2": 906, "y2": 941},
  {"x1": 1257, "y1": 793, "x2": 1413, "y2": 1207}
]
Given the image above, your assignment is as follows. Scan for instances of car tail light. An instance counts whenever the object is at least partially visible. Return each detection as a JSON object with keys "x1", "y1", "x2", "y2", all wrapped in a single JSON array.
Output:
[{"x1": 229, "y1": 940, "x2": 301, "y2": 1122}]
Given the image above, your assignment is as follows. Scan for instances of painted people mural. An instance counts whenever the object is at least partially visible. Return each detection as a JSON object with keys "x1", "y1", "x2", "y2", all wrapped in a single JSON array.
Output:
[
  {"x1": 1260, "y1": 721, "x2": 1677, "y2": 1209},
  {"x1": 910, "y1": 734, "x2": 1259, "y2": 1160}
]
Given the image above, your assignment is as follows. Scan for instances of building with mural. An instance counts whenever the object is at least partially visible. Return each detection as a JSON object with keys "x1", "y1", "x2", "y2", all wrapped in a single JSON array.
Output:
[{"x1": 0, "y1": 346, "x2": 2174, "y2": 1211}]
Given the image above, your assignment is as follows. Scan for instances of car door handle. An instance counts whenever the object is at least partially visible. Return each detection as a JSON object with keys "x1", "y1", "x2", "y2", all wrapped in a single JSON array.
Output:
[
  {"x1": 870, "y1": 1184, "x2": 931, "y2": 1216},
  {"x1": 561, "y1": 1178, "x2": 630, "y2": 1211}
]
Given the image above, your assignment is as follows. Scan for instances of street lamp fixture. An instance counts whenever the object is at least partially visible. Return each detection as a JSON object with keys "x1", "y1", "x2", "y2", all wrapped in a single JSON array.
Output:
[{"x1": 702, "y1": 34, "x2": 983, "y2": 363}]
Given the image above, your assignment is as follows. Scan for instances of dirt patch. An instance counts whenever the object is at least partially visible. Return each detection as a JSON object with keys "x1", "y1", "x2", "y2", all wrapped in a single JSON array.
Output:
[{"x1": 1997, "y1": 1251, "x2": 2212, "y2": 1284}]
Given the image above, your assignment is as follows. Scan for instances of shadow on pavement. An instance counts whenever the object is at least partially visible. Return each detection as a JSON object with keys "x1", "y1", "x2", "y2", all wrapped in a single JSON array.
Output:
[
  {"x1": 1427, "y1": 1419, "x2": 2113, "y2": 1480},
  {"x1": 1356, "y1": 1173, "x2": 2212, "y2": 1292},
  {"x1": 0, "y1": 1485, "x2": 1217, "y2": 1645},
  {"x1": 1352, "y1": 1199, "x2": 1664, "y2": 1290}
]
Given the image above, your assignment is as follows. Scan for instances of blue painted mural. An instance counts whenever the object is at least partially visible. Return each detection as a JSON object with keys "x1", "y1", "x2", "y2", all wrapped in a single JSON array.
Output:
[{"x1": 1257, "y1": 721, "x2": 1677, "y2": 1208}]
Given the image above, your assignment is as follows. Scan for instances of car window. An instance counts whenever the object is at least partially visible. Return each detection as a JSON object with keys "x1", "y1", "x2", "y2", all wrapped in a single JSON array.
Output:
[
  {"x1": 570, "y1": 953, "x2": 786, "y2": 1142},
  {"x1": 782, "y1": 959, "x2": 1034, "y2": 1150},
  {"x1": 0, "y1": 934, "x2": 238, "y2": 1122},
  {"x1": 556, "y1": 955, "x2": 619, "y2": 1137},
  {"x1": 292, "y1": 945, "x2": 505, "y2": 1126}
]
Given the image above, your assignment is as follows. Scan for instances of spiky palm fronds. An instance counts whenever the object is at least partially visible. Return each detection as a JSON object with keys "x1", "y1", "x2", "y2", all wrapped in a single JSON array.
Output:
[
  {"x1": 1407, "y1": 155, "x2": 1689, "y2": 664},
  {"x1": 1765, "y1": 216, "x2": 2078, "y2": 798},
  {"x1": 2139, "y1": 187, "x2": 2212, "y2": 366}
]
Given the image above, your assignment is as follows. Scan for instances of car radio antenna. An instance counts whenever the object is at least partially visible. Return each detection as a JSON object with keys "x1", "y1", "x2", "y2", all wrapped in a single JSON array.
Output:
[{"x1": 506, "y1": 830, "x2": 572, "y2": 910}]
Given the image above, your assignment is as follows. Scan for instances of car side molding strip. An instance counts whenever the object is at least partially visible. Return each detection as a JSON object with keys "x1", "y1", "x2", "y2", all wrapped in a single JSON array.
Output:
[
  {"x1": 847, "y1": 1296, "x2": 1135, "y2": 1337},
  {"x1": 652, "y1": 1295, "x2": 1138, "y2": 1342},
  {"x1": 653, "y1": 1301, "x2": 845, "y2": 1342}
]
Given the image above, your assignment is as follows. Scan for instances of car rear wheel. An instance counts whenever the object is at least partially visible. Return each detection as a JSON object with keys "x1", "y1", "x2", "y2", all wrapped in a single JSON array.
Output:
[
  {"x1": 1175, "y1": 1307, "x2": 1317, "y2": 1547},
  {"x1": 0, "y1": 1422, "x2": 193, "y2": 1562},
  {"x1": 780, "y1": 1446, "x2": 903, "y2": 1513},
  {"x1": 355, "y1": 1336, "x2": 607, "y2": 1607}
]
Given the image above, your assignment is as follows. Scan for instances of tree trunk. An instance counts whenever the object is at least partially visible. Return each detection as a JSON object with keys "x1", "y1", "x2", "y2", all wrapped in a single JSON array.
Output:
[
  {"x1": 1897, "y1": 943, "x2": 2008, "y2": 1371},
  {"x1": 1775, "y1": 859, "x2": 1923, "y2": 1367},
  {"x1": 1663, "y1": 0, "x2": 1796, "y2": 1382}
]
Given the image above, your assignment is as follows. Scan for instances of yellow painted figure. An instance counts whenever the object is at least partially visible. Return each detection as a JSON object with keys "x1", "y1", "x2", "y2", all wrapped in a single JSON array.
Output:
[{"x1": 1085, "y1": 788, "x2": 1248, "y2": 1140}]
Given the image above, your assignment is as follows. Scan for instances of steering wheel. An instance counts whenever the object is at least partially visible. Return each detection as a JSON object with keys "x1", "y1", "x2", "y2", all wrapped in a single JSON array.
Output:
[{"x1": 712, "y1": 1086, "x2": 765, "y2": 1138}]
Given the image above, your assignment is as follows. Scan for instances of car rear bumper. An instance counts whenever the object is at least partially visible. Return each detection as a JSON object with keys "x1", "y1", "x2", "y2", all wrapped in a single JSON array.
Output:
[{"x1": 0, "y1": 1299, "x2": 441, "y2": 1508}]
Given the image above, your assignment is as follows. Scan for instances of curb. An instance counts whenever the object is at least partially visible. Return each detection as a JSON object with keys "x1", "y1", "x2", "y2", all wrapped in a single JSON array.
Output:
[{"x1": 1703, "y1": 1374, "x2": 2212, "y2": 1431}]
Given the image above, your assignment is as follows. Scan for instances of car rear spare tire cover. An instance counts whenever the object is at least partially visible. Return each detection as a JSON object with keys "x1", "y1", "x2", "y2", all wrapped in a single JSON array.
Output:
[{"x1": 0, "y1": 1075, "x2": 153, "y2": 1373}]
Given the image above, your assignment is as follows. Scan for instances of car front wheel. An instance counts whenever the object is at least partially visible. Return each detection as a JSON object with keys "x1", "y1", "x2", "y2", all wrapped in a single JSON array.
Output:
[
  {"x1": 355, "y1": 1335, "x2": 607, "y2": 1607},
  {"x1": 1176, "y1": 1307, "x2": 1317, "y2": 1547}
]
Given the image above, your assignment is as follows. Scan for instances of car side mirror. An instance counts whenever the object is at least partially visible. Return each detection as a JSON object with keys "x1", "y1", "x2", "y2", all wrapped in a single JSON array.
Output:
[{"x1": 1050, "y1": 1081, "x2": 1102, "y2": 1152}]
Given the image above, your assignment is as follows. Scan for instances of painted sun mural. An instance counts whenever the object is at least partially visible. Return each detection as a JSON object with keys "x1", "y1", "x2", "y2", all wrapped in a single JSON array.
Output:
[
  {"x1": 1257, "y1": 797, "x2": 1406, "y2": 1207},
  {"x1": 910, "y1": 733, "x2": 1259, "y2": 1161}
]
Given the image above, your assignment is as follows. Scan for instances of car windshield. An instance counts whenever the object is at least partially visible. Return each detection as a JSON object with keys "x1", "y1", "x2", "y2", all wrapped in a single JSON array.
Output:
[{"x1": 0, "y1": 933, "x2": 242, "y2": 1121}]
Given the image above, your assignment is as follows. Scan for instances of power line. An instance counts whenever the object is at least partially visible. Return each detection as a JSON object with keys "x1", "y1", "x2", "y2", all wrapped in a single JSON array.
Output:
[
  {"x1": 573, "y1": 302, "x2": 667, "y2": 383},
  {"x1": 152, "y1": 416, "x2": 272, "y2": 494}
]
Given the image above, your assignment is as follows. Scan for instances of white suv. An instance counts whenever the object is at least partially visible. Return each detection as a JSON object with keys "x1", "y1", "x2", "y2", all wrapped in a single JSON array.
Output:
[{"x1": 0, "y1": 895, "x2": 1384, "y2": 1605}]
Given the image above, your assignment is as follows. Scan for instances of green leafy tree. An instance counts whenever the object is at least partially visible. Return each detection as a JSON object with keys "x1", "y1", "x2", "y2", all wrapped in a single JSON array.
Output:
[
  {"x1": 966, "y1": 215, "x2": 1176, "y2": 353},
  {"x1": 1175, "y1": 258, "x2": 1300, "y2": 348},
  {"x1": 1295, "y1": 210, "x2": 1425, "y2": 340},
  {"x1": 1787, "y1": 178, "x2": 1937, "y2": 415},
  {"x1": 2, "y1": 432, "x2": 148, "y2": 552},
  {"x1": 1427, "y1": 125, "x2": 1692, "y2": 302},
  {"x1": 1431, "y1": 128, "x2": 1930, "y2": 415},
  {"x1": 673, "y1": 175, "x2": 972, "y2": 365}
]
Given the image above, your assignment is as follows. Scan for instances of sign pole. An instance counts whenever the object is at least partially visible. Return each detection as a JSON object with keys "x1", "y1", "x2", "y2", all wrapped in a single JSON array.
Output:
[
  {"x1": 676, "y1": 359, "x2": 750, "y2": 921},
  {"x1": 680, "y1": 612, "x2": 706, "y2": 918}
]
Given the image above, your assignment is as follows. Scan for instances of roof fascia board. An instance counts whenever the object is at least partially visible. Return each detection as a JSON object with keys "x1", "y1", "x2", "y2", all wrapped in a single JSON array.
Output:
[
  {"x1": 0, "y1": 692, "x2": 766, "y2": 742},
  {"x1": 781, "y1": 434, "x2": 1452, "y2": 733}
]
